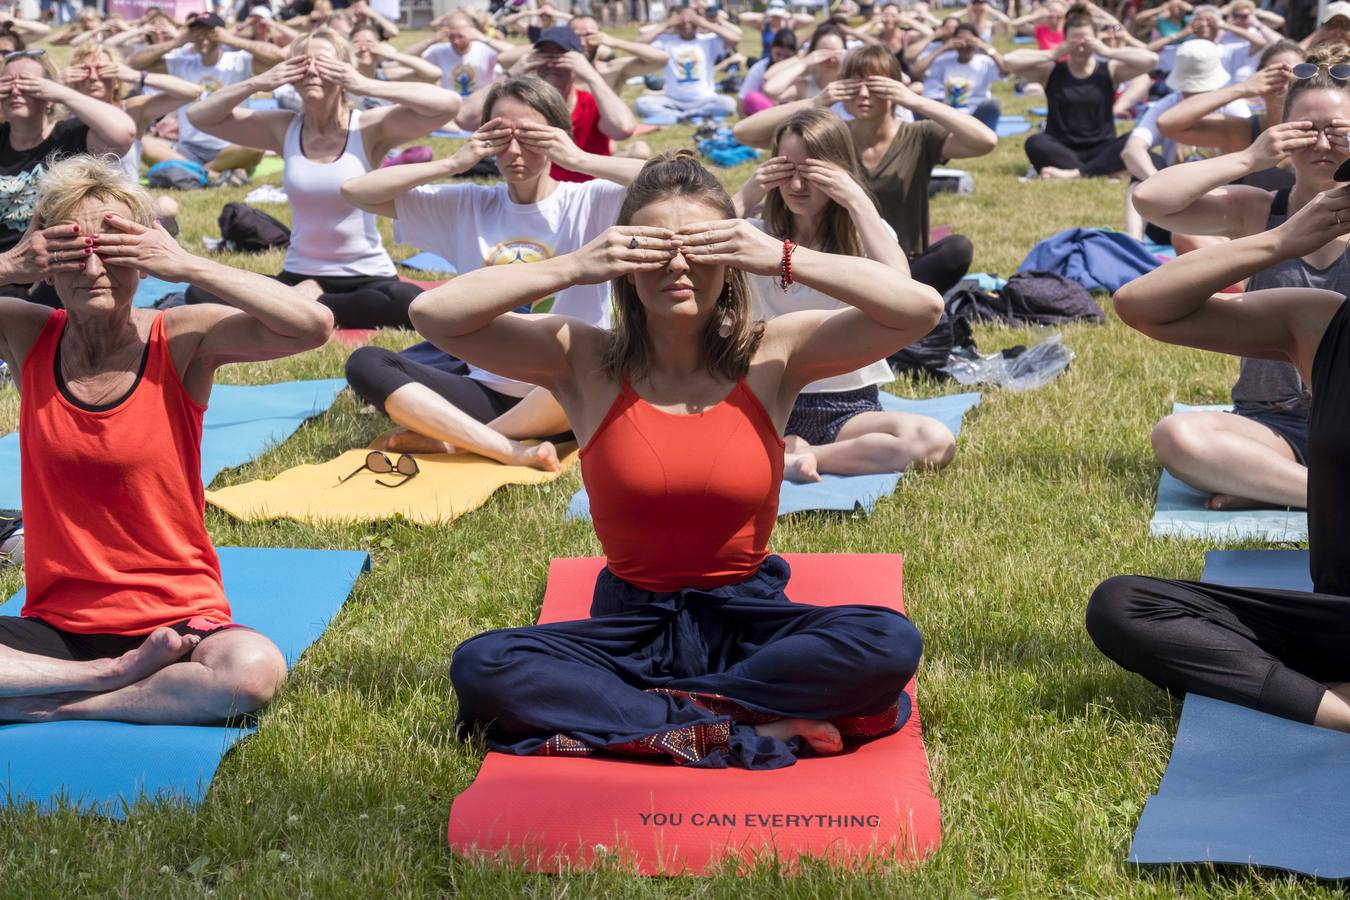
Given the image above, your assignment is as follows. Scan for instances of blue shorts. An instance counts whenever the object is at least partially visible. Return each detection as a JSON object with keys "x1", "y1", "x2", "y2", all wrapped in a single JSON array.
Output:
[
  {"x1": 1233, "y1": 408, "x2": 1309, "y2": 465},
  {"x1": 785, "y1": 386, "x2": 883, "y2": 446}
]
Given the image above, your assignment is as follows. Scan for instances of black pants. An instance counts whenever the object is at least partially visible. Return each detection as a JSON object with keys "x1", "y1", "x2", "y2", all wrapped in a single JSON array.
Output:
[
  {"x1": 187, "y1": 271, "x2": 421, "y2": 329},
  {"x1": 345, "y1": 343, "x2": 518, "y2": 421},
  {"x1": 910, "y1": 234, "x2": 973, "y2": 297},
  {"x1": 1086, "y1": 575, "x2": 1350, "y2": 725},
  {"x1": 1025, "y1": 132, "x2": 1131, "y2": 177}
]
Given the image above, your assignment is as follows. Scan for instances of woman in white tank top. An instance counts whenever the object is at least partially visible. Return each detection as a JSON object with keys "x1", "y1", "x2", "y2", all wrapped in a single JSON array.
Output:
[
  {"x1": 183, "y1": 27, "x2": 462, "y2": 328},
  {"x1": 62, "y1": 43, "x2": 201, "y2": 232}
]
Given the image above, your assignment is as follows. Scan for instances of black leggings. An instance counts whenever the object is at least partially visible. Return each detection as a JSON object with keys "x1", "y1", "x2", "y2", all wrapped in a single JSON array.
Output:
[
  {"x1": 910, "y1": 234, "x2": 973, "y2": 297},
  {"x1": 1086, "y1": 575, "x2": 1350, "y2": 725},
  {"x1": 186, "y1": 271, "x2": 422, "y2": 329},
  {"x1": 1025, "y1": 132, "x2": 1131, "y2": 177},
  {"x1": 345, "y1": 343, "x2": 519, "y2": 422}
]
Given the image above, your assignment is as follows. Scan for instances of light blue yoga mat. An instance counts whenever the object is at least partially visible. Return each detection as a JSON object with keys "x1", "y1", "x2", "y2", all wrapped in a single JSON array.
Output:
[
  {"x1": 1149, "y1": 403, "x2": 1307, "y2": 542},
  {"x1": 0, "y1": 378, "x2": 346, "y2": 510},
  {"x1": 430, "y1": 128, "x2": 473, "y2": 140},
  {"x1": 397, "y1": 251, "x2": 458, "y2": 275},
  {"x1": 245, "y1": 96, "x2": 280, "y2": 110},
  {"x1": 1012, "y1": 35, "x2": 1035, "y2": 45},
  {"x1": 0, "y1": 546, "x2": 369, "y2": 815},
  {"x1": 996, "y1": 116, "x2": 1032, "y2": 137},
  {"x1": 1129, "y1": 549, "x2": 1341, "y2": 877},
  {"x1": 1028, "y1": 105, "x2": 1048, "y2": 116},
  {"x1": 566, "y1": 391, "x2": 981, "y2": 520},
  {"x1": 132, "y1": 276, "x2": 187, "y2": 308}
]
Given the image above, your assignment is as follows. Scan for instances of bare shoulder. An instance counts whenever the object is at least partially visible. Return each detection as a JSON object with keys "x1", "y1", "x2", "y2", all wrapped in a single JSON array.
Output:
[{"x1": 0, "y1": 299, "x2": 57, "y2": 370}]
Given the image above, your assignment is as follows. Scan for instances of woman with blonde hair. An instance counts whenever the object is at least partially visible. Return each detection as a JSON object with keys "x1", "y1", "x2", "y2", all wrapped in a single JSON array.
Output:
[
  {"x1": 0, "y1": 154, "x2": 333, "y2": 723},
  {"x1": 736, "y1": 108, "x2": 955, "y2": 482},
  {"x1": 0, "y1": 50, "x2": 135, "y2": 306},
  {"x1": 62, "y1": 42, "x2": 202, "y2": 231},
  {"x1": 185, "y1": 28, "x2": 462, "y2": 329},
  {"x1": 426, "y1": 150, "x2": 941, "y2": 768}
]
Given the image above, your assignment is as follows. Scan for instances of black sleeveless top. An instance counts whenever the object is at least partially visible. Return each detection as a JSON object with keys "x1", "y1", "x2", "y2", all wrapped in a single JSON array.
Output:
[
  {"x1": 1044, "y1": 61, "x2": 1116, "y2": 150},
  {"x1": 1308, "y1": 299, "x2": 1350, "y2": 596}
]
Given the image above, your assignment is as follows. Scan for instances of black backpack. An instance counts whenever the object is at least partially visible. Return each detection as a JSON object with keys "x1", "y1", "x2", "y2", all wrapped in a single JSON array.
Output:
[
  {"x1": 889, "y1": 312, "x2": 974, "y2": 380},
  {"x1": 1001, "y1": 271, "x2": 1105, "y2": 326},
  {"x1": 218, "y1": 203, "x2": 290, "y2": 253}
]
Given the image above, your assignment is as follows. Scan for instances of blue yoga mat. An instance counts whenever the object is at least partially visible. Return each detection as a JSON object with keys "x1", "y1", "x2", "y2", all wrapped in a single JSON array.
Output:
[
  {"x1": 1143, "y1": 240, "x2": 1176, "y2": 260},
  {"x1": 1149, "y1": 403, "x2": 1307, "y2": 542},
  {"x1": 640, "y1": 112, "x2": 681, "y2": 126},
  {"x1": 996, "y1": 116, "x2": 1032, "y2": 137},
  {"x1": 1129, "y1": 550, "x2": 1344, "y2": 878},
  {"x1": 0, "y1": 378, "x2": 346, "y2": 510},
  {"x1": 397, "y1": 251, "x2": 458, "y2": 275},
  {"x1": 0, "y1": 546, "x2": 369, "y2": 815},
  {"x1": 567, "y1": 391, "x2": 981, "y2": 520},
  {"x1": 245, "y1": 96, "x2": 280, "y2": 110},
  {"x1": 430, "y1": 128, "x2": 473, "y2": 140},
  {"x1": 1028, "y1": 105, "x2": 1048, "y2": 116},
  {"x1": 1012, "y1": 35, "x2": 1035, "y2": 44},
  {"x1": 132, "y1": 276, "x2": 187, "y2": 308}
]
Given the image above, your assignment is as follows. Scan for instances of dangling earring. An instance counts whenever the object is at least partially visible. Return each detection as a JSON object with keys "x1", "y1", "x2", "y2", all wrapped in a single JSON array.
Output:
[{"x1": 717, "y1": 275, "x2": 733, "y2": 338}]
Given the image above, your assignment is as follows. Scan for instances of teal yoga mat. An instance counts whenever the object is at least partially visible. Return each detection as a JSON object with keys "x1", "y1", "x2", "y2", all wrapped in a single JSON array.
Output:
[
  {"x1": 996, "y1": 116, "x2": 1032, "y2": 137},
  {"x1": 0, "y1": 378, "x2": 346, "y2": 510},
  {"x1": 1149, "y1": 403, "x2": 1307, "y2": 542},
  {"x1": 1128, "y1": 550, "x2": 1340, "y2": 878},
  {"x1": 0, "y1": 546, "x2": 370, "y2": 815},
  {"x1": 566, "y1": 391, "x2": 981, "y2": 519},
  {"x1": 133, "y1": 275, "x2": 187, "y2": 308}
]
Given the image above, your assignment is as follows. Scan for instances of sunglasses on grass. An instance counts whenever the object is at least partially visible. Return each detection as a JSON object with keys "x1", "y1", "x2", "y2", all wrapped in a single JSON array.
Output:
[{"x1": 337, "y1": 450, "x2": 419, "y2": 487}]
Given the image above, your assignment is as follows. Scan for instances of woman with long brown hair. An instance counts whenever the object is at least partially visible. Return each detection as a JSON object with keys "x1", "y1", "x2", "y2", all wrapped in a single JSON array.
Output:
[
  {"x1": 423, "y1": 151, "x2": 941, "y2": 769},
  {"x1": 736, "y1": 108, "x2": 955, "y2": 483}
]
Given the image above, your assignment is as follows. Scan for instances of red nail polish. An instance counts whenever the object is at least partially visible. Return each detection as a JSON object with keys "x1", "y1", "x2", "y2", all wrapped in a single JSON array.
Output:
[
  {"x1": 84, "y1": 248, "x2": 91, "y2": 255},
  {"x1": 71, "y1": 225, "x2": 80, "y2": 234},
  {"x1": 104, "y1": 214, "x2": 113, "y2": 220},
  {"x1": 78, "y1": 262, "x2": 85, "y2": 269},
  {"x1": 84, "y1": 238, "x2": 92, "y2": 246}
]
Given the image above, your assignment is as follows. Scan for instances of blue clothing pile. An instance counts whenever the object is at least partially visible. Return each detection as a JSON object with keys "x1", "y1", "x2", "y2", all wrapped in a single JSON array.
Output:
[
  {"x1": 697, "y1": 129, "x2": 760, "y2": 168},
  {"x1": 1017, "y1": 227, "x2": 1164, "y2": 293}
]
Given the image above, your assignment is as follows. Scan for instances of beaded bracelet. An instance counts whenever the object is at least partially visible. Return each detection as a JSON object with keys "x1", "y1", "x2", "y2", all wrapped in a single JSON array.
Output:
[{"x1": 779, "y1": 238, "x2": 796, "y2": 290}]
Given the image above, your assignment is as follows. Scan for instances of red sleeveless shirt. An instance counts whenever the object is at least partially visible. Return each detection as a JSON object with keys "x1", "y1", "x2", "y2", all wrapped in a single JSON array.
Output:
[
  {"x1": 579, "y1": 379, "x2": 785, "y2": 593},
  {"x1": 19, "y1": 310, "x2": 230, "y2": 635}
]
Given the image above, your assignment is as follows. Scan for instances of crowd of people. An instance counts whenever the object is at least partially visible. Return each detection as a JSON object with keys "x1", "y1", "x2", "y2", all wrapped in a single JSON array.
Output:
[{"x1": 0, "y1": 0, "x2": 1345, "y2": 784}]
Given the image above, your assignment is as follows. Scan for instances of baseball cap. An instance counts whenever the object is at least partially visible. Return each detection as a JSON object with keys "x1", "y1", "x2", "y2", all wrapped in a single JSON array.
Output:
[
  {"x1": 534, "y1": 24, "x2": 583, "y2": 54},
  {"x1": 187, "y1": 12, "x2": 226, "y2": 29},
  {"x1": 1323, "y1": 0, "x2": 1350, "y2": 22}
]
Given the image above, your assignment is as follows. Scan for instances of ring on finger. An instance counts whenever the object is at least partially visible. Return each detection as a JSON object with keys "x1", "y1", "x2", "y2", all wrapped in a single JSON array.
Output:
[{"x1": 628, "y1": 236, "x2": 639, "y2": 250}]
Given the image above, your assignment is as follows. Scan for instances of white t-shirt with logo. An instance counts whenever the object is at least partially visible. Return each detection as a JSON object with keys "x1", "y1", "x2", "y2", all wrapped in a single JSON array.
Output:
[
  {"x1": 423, "y1": 40, "x2": 501, "y2": 96},
  {"x1": 653, "y1": 32, "x2": 724, "y2": 103},
  {"x1": 394, "y1": 179, "x2": 626, "y2": 395},
  {"x1": 165, "y1": 47, "x2": 254, "y2": 152},
  {"x1": 924, "y1": 52, "x2": 1000, "y2": 110},
  {"x1": 747, "y1": 218, "x2": 897, "y2": 394}
]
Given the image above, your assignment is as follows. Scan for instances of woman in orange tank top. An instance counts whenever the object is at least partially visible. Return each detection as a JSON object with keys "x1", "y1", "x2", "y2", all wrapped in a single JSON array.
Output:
[
  {"x1": 416, "y1": 151, "x2": 943, "y2": 768},
  {"x1": 0, "y1": 155, "x2": 333, "y2": 725}
]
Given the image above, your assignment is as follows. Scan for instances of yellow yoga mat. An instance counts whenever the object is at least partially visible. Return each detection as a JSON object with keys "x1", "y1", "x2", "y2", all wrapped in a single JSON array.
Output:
[{"x1": 206, "y1": 440, "x2": 578, "y2": 525}]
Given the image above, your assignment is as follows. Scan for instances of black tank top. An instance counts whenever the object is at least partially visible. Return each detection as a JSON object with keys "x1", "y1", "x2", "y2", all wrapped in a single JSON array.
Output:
[
  {"x1": 1308, "y1": 299, "x2": 1350, "y2": 596},
  {"x1": 1044, "y1": 60, "x2": 1116, "y2": 150}
]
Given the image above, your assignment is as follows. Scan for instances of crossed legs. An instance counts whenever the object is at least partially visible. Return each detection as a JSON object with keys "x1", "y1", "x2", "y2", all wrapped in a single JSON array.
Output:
[
  {"x1": 1150, "y1": 411, "x2": 1307, "y2": 510},
  {"x1": 784, "y1": 412, "x2": 956, "y2": 483},
  {"x1": 0, "y1": 627, "x2": 286, "y2": 725}
]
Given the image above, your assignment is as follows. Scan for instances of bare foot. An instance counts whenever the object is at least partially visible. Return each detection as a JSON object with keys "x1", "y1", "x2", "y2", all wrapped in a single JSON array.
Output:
[
  {"x1": 290, "y1": 279, "x2": 324, "y2": 302},
  {"x1": 784, "y1": 451, "x2": 822, "y2": 483},
  {"x1": 755, "y1": 718, "x2": 844, "y2": 755},
  {"x1": 518, "y1": 441, "x2": 561, "y2": 473},
  {"x1": 384, "y1": 429, "x2": 452, "y2": 455},
  {"x1": 1039, "y1": 166, "x2": 1081, "y2": 181},
  {"x1": 102, "y1": 627, "x2": 200, "y2": 689},
  {"x1": 1205, "y1": 493, "x2": 1272, "y2": 511}
]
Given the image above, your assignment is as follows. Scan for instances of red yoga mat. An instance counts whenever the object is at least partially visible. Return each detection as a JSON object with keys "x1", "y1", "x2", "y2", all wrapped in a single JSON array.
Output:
[{"x1": 447, "y1": 553, "x2": 941, "y2": 875}]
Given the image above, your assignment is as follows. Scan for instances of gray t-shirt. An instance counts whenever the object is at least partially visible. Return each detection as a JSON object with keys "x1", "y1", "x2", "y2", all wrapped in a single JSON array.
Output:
[{"x1": 1230, "y1": 190, "x2": 1336, "y2": 415}]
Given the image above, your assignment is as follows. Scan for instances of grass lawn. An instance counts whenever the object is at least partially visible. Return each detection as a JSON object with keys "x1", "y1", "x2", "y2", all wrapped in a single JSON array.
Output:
[{"x1": 0, "y1": 29, "x2": 1331, "y2": 899}]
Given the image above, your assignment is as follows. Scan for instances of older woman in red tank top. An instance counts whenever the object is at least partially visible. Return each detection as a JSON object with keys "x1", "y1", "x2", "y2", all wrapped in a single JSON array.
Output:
[
  {"x1": 0, "y1": 155, "x2": 333, "y2": 725},
  {"x1": 415, "y1": 151, "x2": 943, "y2": 768}
]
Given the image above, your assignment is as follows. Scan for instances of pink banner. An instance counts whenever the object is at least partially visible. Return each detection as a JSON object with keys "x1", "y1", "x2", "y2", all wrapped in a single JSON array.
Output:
[{"x1": 109, "y1": 0, "x2": 209, "y2": 22}]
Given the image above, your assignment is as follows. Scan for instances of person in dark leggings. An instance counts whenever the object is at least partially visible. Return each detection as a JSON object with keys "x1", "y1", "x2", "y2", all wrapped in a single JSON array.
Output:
[
  {"x1": 1004, "y1": 5, "x2": 1157, "y2": 179},
  {"x1": 1088, "y1": 183, "x2": 1350, "y2": 731},
  {"x1": 181, "y1": 28, "x2": 461, "y2": 328},
  {"x1": 731, "y1": 45, "x2": 998, "y2": 296}
]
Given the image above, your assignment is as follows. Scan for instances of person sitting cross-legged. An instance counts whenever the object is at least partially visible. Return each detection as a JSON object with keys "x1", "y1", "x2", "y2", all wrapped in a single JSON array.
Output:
[{"x1": 0, "y1": 155, "x2": 334, "y2": 724}]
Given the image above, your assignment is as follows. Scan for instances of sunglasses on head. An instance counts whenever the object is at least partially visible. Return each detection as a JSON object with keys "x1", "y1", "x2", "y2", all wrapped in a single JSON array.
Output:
[
  {"x1": 3, "y1": 49, "x2": 45, "y2": 62},
  {"x1": 1292, "y1": 62, "x2": 1350, "y2": 81},
  {"x1": 337, "y1": 450, "x2": 420, "y2": 487}
]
